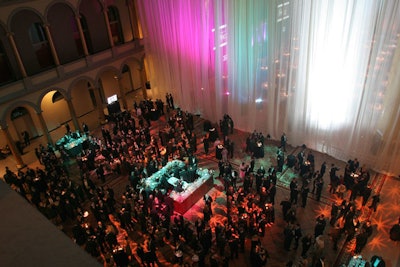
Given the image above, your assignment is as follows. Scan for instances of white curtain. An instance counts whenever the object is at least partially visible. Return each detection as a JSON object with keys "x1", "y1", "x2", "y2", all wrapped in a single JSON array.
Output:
[
  {"x1": 137, "y1": 0, "x2": 400, "y2": 176},
  {"x1": 136, "y1": 0, "x2": 217, "y2": 119}
]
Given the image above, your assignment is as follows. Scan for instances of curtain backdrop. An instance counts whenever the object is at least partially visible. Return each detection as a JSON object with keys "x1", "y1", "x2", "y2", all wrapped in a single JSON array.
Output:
[{"x1": 137, "y1": 0, "x2": 400, "y2": 176}]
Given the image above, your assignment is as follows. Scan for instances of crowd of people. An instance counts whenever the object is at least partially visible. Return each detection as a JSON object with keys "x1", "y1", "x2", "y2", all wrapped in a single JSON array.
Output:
[
  {"x1": 2, "y1": 92, "x2": 393, "y2": 267},
  {"x1": 3, "y1": 96, "x2": 242, "y2": 266}
]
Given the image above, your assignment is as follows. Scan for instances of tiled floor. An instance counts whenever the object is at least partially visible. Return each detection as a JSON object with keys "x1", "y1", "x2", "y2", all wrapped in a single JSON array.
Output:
[{"x1": 1, "y1": 108, "x2": 399, "y2": 267}]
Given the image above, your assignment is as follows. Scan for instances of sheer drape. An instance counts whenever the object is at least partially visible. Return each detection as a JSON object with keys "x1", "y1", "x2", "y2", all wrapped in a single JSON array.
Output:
[
  {"x1": 137, "y1": 0, "x2": 217, "y2": 119},
  {"x1": 137, "y1": 0, "x2": 400, "y2": 175}
]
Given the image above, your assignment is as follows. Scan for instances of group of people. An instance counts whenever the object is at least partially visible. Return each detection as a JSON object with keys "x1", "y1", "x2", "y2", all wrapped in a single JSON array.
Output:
[
  {"x1": 2, "y1": 94, "x2": 212, "y2": 266},
  {"x1": 280, "y1": 144, "x2": 383, "y2": 259},
  {"x1": 245, "y1": 130, "x2": 266, "y2": 158},
  {"x1": 3, "y1": 91, "x2": 392, "y2": 267}
]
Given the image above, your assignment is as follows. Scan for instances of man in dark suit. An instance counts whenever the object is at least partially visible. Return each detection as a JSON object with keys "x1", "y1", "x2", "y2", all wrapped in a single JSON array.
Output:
[{"x1": 280, "y1": 132, "x2": 287, "y2": 151}]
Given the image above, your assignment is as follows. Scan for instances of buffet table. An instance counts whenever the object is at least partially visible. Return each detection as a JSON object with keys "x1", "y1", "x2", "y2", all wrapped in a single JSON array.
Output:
[
  {"x1": 144, "y1": 160, "x2": 186, "y2": 191},
  {"x1": 169, "y1": 168, "x2": 213, "y2": 214},
  {"x1": 143, "y1": 160, "x2": 214, "y2": 215},
  {"x1": 56, "y1": 132, "x2": 88, "y2": 157}
]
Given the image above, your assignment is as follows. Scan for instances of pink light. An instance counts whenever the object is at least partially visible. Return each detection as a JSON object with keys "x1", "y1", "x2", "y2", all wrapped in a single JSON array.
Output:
[{"x1": 225, "y1": 91, "x2": 230, "y2": 95}]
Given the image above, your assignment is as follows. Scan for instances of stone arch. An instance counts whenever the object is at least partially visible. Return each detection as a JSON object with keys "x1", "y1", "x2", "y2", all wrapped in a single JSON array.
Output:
[
  {"x1": 119, "y1": 57, "x2": 144, "y2": 95},
  {"x1": 69, "y1": 76, "x2": 98, "y2": 119},
  {"x1": 76, "y1": 0, "x2": 106, "y2": 13},
  {"x1": 68, "y1": 76, "x2": 97, "y2": 92},
  {"x1": 9, "y1": 8, "x2": 54, "y2": 75},
  {"x1": 68, "y1": 76, "x2": 106, "y2": 128},
  {"x1": 7, "y1": 7, "x2": 46, "y2": 27},
  {"x1": 96, "y1": 65, "x2": 124, "y2": 110},
  {"x1": 1, "y1": 100, "x2": 42, "y2": 147},
  {"x1": 45, "y1": 0, "x2": 78, "y2": 19},
  {"x1": 0, "y1": 100, "x2": 40, "y2": 123},
  {"x1": 46, "y1": 1, "x2": 84, "y2": 64},
  {"x1": 120, "y1": 56, "x2": 142, "y2": 72},
  {"x1": 77, "y1": 0, "x2": 109, "y2": 53},
  {"x1": 36, "y1": 87, "x2": 69, "y2": 107},
  {"x1": 38, "y1": 87, "x2": 76, "y2": 138},
  {"x1": 96, "y1": 65, "x2": 120, "y2": 81}
]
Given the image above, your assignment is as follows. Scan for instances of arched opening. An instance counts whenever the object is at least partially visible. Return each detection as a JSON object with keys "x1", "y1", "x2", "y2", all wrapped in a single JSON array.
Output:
[
  {"x1": 52, "y1": 91, "x2": 64, "y2": 103},
  {"x1": 47, "y1": 2, "x2": 85, "y2": 63},
  {"x1": 79, "y1": 14, "x2": 93, "y2": 54},
  {"x1": 9, "y1": 106, "x2": 39, "y2": 153},
  {"x1": 28, "y1": 23, "x2": 54, "y2": 69},
  {"x1": 40, "y1": 90, "x2": 71, "y2": 142},
  {"x1": 10, "y1": 9, "x2": 55, "y2": 75},
  {"x1": 0, "y1": 24, "x2": 19, "y2": 82},
  {"x1": 98, "y1": 69, "x2": 122, "y2": 116},
  {"x1": 70, "y1": 79, "x2": 99, "y2": 131},
  {"x1": 121, "y1": 58, "x2": 147, "y2": 103},
  {"x1": 121, "y1": 64, "x2": 133, "y2": 94},
  {"x1": 0, "y1": 39, "x2": 15, "y2": 85},
  {"x1": 79, "y1": 0, "x2": 110, "y2": 53},
  {"x1": 108, "y1": 6, "x2": 123, "y2": 45}
]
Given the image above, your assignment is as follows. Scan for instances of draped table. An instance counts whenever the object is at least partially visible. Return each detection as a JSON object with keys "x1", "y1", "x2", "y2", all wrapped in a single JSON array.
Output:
[{"x1": 144, "y1": 160, "x2": 214, "y2": 214}]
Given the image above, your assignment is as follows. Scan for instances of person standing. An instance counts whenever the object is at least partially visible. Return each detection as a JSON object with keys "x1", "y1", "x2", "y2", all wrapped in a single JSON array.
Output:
[
  {"x1": 315, "y1": 177, "x2": 324, "y2": 201},
  {"x1": 354, "y1": 228, "x2": 370, "y2": 254},
  {"x1": 228, "y1": 115, "x2": 234, "y2": 134},
  {"x1": 166, "y1": 93, "x2": 174, "y2": 109},
  {"x1": 293, "y1": 223, "x2": 302, "y2": 249},
  {"x1": 203, "y1": 135, "x2": 209, "y2": 155},
  {"x1": 361, "y1": 184, "x2": 372, "y2": 206},
  {"x1": 301, "y1": 185, "x2": 310, "y2": 208},
  {"x1": 283, "y1": 223, "x2": 294, "y2": 251},
  {"x1": 221, "y1": 147, "x2": 228, "y2": 162},
  {"x1": 249, "y1": 157, "x2": 255, "y2": 173},
  {"x1": 301, "y1": 233, "x2": 313, "y2": 258},
  {"x1": 165, "y1": 93, "x2": 171, "y2": 109},
  {"x1": 269, "y1": 183, "x2": 277, "y2": 205},
  {"x1": 330, "y1": 221, "x2": 342, "y2": 251},
  {"x1": 314, "y1": 214, "x2": 327, "y2": 238},
  {"x1": 369, "y1": 194, "x2": 380, "y2": 212},
  {"x1": 320, "y1": 161, "x2": 327, "y2": 177},
  {"x1": 280, "y1": 132, "x2": 287, "y2": 152},
  {"x1": 65, "y1": 123, "x2": 71, "y2": 134},
  {"x1": 289, "y1": 178, "x2": 299, "y2": 205},
  {"x1": 34, "y1": 147, "x2": 42, "y2": 164},
  {"x1": 329, "y1": 164, "x2": 340, "y2": 193},
  {"x1": 277, "y1": 150, "x2": 284, "y2": 172},
  {"x1": 280, "y1": 198, "x2": 292, "y2": 222},
  {"x1": 239, "y1": 162, "x2": 247, "y2": 181},
  {"x1": 22, "y1": 131, "x2": 30, "y2": 146},
  {"x1": 228, "y1": 140, "x2": 234, "y2": 158},
  {"x1": 82, "y1": 122, "x2": 89, "y2": 134},
  {"x1": 255, "y1": 166, "x2": 265, "y2": 193}
]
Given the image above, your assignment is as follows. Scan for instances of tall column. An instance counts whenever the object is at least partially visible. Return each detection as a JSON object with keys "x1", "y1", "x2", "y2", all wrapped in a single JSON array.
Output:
[
  {"x1": 75, "y1": 15, "x2": 89, "y2": 56},
  {"x1": 114, "y1": 75, "x2": 128, "y2": 110},
  {"x1": 92, "y1": 87, "x2": 106, "y2": 123},
  {"x1": 128, "y1": 0, "x2": 141, "y2": 39},
  {"x1": 36, "y1": 111, "x2": 54, "y2": 145},
  {"x1": 66, "y1": 98, "x2": 81, "y2": 132},
  {"x1": 7, "y1": 32, "x2": 27, "y2": 78},
  {"x1": 103, "y1": 8, "x2": 114, "y2": 48},
  {"x1": 42, "y1": 24, "x2": 60, "y2": 66},
  {"x1": 1, "y1": 124, "x2": 25, "y2": 169}
]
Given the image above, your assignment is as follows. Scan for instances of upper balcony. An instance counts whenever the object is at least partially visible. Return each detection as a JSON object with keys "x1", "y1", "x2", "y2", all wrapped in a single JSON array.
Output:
[
  {"x1": 0, "y1": 40, "x2": 144, "y2": 105},
  {"x1": 0, "y1": 0, "x2": 143, "y2": 104}
]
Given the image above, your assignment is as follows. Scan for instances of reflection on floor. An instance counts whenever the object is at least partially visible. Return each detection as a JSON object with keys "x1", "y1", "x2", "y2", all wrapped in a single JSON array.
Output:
[{"x1": 1, "y1": 111, "x2": 400, "y2": 267}]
